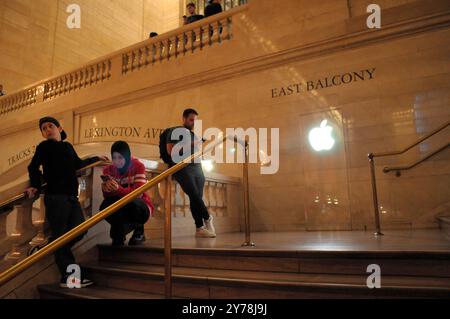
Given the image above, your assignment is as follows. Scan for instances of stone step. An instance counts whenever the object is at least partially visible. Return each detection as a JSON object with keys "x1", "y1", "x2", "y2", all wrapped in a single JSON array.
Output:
[
  {"x1": 38, "y1": 283, "x2": 164, "y2": 299},
  {"x1": 97, "y1": 244, "x2": 450, "y2": 278},
  {"x1": 437, "y1": 216, "x2": 450, "y2": 239},
  {"x1": 80, "y1": 261, "x2": 450, "y2": 299}
]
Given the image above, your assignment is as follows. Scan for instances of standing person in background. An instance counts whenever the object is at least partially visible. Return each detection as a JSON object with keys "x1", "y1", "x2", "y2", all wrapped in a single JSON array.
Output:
[
  {"x1": 185, "y1": 3, "x2": 204, "y2": 24},
  {"x1": 0, "y1": 84, "x2": 5, "y2": 96},
  {"x1": 163, "y1": 108, "x2": 216, "y2": 238},
  {"x1": 204, "y1": 0, "x2": 223, "y2": 17}
]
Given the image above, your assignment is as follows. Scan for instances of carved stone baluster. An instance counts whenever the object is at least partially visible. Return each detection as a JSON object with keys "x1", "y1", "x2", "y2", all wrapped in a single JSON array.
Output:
[
  {"x1": 173, "y1": 36, "x2": 179, "y2": 58},
  {"x1": 5, "y1": 200, "x2": 34, "y2": 261},
  {"x1": 174, "y1": 183, "x2": 182, "y2": 217},
  {"x1": 29, "y1": 195, "x2": 46, "y2": 247},
  {"x1": 122, "y1": 54, "x2": 128, "y2": 74},
  {"x1": 151, "y1": 44, "x2": 157, "y2": 65},
  {"x1": 157, "y1": 178, "x2": 167, "y2": 214},
  {"x1": 95, "y1": 64, "x2": 101, "y2": 82},
  {"x1": 209, "y1": 181, "x2": 217, "y2": 216},
  {"x1": 137, "y1": 48, "x2": 143, "y2": 68},
  {"x1": 193, "y1": 27, "x2": 202, "y2": 52},
  {"x1": 159, "y1": 41, "x2": 164, "y2": 62},
  {"x1": 182, "y1": 32, "x2": 187, "y2": 55},
  {"x1": 223, "y1": 184, "x2": 228, "y2": 217},
  {"x1": 0, "y1": 207, "x2": 10, "y2": 240},
  {"x1": 90, "y1": 66, "x2": 95, "y2": 85},
  {"x1": 220, "y1": 17, "x2": 232, "y2": 41},
  {"x1": 148, "y1": 172, "x2": 163, "y2": 215},
  {"x1": 216, "y1": 183, "x2": 224, "y2": 216},
  {"x1": 79, "y1": 70, "x2": 85, "y2": 88},
  {"x1": 63, "y1": 75, "x2": 69, "y2": 94},
  {"x1": 144, "y1": 46, "x2": 150, "y2": 66},
  {"x1": 107, "y1": 59, "x2": 112, "y2": 78},
  {"x1": 203, "y1": 181, "x2": 210, "y2": 208},
  {"x1": 73, "y1": 72, "x2": 78, "y2": 90},
  {"x1": 210, "y1": 21, "x2": 220, "y2": 45},
  {"x1": 130, "y1": 51, "x2": 136, "y2": 71},
  {"x1": 185, "y1": 30, "x2": 193, "y2": 53},
  {"x1": 54, "y1": 79, "x2": 59, "y2": 97},
  {"x1": 165, "y1": 39, "x2": 171, "y2": 61}
]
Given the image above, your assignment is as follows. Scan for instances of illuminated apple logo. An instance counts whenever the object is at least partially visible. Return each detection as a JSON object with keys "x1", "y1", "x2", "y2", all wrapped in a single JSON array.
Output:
[{"x1": 308, "y1": 120, "x2": 335, "y2": 151}]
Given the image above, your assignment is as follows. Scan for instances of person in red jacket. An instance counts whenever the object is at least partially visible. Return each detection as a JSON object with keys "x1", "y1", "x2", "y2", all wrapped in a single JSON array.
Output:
[{"x1": 100, "y1": 141, "x2": 153, "y2": 246}]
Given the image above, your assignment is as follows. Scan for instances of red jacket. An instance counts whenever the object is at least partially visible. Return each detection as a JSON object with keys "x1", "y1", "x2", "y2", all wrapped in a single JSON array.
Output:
[{"x1": 102, "y1": 157, "x2": 154, "y2": 215}]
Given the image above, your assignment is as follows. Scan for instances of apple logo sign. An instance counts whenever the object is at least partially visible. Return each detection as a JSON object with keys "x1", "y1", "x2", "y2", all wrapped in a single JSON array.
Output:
[{"x1": 308, "y1": 120, "x2": 335, "y2": 151}]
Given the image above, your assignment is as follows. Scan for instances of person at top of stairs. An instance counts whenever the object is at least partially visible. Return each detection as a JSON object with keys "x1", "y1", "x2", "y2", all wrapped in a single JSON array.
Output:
[
  {"x1": 165, "y1": 108, "x2": 216, "y2": 238},
  {"x1": 26, "y1": 116, "x2": 109, "y2": 288},
  {"x1": 100, "y1": 141, "x2": 154, "y2": 246}
]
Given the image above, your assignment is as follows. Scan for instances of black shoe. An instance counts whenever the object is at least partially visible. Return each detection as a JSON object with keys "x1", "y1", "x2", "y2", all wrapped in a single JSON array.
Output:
[
  {"x1": 128, "y1": 230, "x2": 146, "y2": 246},
  {"x1": 111, "y1": 238, "x2": 125, "y2": 246}
]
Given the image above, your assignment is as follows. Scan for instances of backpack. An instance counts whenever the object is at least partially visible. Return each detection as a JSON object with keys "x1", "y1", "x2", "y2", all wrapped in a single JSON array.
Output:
[{"x1": 159, "y1": 127, "x2": 173, "y2": 165}]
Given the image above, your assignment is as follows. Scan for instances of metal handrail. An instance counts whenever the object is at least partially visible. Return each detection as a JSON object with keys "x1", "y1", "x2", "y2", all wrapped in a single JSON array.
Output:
[
  {"x1": 383, "y1": 142, "x2": 450, "y2": 174},
  {"x1": 368, "y1": 120, "x2": 450, "y2": 236},
  {"x1": 0, "y1": 135, "x2": 251, "y2": 299},
  {"x1": 371, "y1": 121, "x2": 449, "y2": 158},
  {"x1": 0, "y1": 160, "x2": 107, "y2": 211}
]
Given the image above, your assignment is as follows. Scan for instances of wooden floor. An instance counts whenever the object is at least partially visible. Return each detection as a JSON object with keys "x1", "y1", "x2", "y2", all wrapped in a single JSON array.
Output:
[{"x1": 127, "y1": 229, "x2": 450, "y2": 252}]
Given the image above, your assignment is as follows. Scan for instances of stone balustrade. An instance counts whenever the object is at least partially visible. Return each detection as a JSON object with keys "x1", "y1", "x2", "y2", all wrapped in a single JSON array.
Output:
[
  {"x1": 0, "y1": 5, "x2": 247, "y2": 116},
  {"x1": 0, "y1": 162, "x2": 241, "y2": 264}
]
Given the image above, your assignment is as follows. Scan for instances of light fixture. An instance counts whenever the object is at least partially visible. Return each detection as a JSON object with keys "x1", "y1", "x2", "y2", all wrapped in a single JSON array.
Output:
[{"x1": 201, "y1": 159, "x2": 214, "y2": 172}]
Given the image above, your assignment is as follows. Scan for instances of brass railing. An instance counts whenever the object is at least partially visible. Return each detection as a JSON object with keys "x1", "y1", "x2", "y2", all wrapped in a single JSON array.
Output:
[
  {"x1": 0, "y1": 135, "x2": 252, "y2": 298},
  {"x1": 368, "y1": 120, "x2": 450, "y2": 236},
  {"x1": 383, "y1": 142, "x2": 450, "y2": 174}
]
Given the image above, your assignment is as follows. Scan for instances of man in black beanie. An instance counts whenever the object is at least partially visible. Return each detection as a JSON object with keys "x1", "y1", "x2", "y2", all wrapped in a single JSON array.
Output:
[{"x1": 27, "y1": 116, "x2": 108, "y2": 288}]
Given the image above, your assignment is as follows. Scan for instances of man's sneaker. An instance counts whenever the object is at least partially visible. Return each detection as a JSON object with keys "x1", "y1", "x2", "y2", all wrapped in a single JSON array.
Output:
[
  {"x1": 60, "y1": 275, "x2": 94, "y2": 288},
  {"x1": 195, "y1": 226, "x2": 216, "y2": 238},
  {"x1": 204, "y1": 215, "x2": 216, "y2": 236}
]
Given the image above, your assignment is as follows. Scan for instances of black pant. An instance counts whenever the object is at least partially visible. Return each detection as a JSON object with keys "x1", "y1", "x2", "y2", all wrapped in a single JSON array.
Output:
[
  {"x1": 174, "y1": 165, "x2": 210, "y2": 228},
  {"x1": 100, "y1": 197, "x2": 150, "y2": 242},
  {"x1": 44, "y1": 194, "x2": 86, "y2": 277}
]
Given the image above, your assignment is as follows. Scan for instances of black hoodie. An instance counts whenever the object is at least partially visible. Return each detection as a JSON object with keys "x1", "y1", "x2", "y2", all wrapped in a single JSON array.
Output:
[
  {"x1": 28, "y1": 139, "x2": 99, "y2": 196},
  {"x1": 205, "y1": 3, "x2": 223, "y2": 17}
]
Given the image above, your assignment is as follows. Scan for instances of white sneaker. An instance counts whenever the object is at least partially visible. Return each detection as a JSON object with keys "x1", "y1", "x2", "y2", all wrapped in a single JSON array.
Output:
[
  {"x1": 204, "y1": 215, "x2": 216, "y2": 236},
  {"x1": 195, "y1": 226, "x2": 216, "y2": 238}
]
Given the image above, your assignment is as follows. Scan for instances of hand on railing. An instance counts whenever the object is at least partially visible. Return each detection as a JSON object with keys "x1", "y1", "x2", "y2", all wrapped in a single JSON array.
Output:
[
  {"x1": 25, "y1": 187, "x2": 38, "y2": 199},
  {"x1": 0, "y1": 159, "x2": 108, "y2": 210}
]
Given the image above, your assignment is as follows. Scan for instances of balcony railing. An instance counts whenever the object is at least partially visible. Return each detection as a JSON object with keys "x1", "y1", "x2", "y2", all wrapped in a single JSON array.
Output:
[{"x1": 0, "y1": 4, "x2": 248, "y2": 117}]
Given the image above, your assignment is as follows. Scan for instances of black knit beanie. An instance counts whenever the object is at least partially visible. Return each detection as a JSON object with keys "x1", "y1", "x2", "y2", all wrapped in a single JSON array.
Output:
[
  {"x1": 39, "y1": 116, "x2": 67, "y2": 141},
  {"x1": 111, "y1": 141, "x2": 131, "y2": 174}
]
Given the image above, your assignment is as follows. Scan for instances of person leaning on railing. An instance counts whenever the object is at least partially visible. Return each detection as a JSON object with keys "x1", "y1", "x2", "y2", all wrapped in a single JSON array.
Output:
[
  {"x1": 26, "y1": 116, "x2": 109, "y2": 288},
  {"x1": 100, "y1": 141, "x2": 153, "y2": 246},
  {"x1": 163, "y1": 108, "x2": 216, "y2": 238},
  {"x1": 185, "y1": 2, "x2": 204, "y2": 25},
  {"x1": 204, "y1": 0, "x2": 223, "y2": 17}
]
